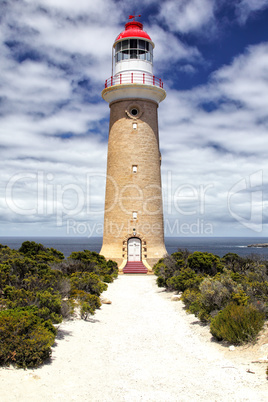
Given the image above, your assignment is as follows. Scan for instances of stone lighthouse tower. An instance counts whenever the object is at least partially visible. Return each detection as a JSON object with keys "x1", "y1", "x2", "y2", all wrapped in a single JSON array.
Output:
[{"x1": 100, "y1": 16, "x2": 167, "y2": 273}]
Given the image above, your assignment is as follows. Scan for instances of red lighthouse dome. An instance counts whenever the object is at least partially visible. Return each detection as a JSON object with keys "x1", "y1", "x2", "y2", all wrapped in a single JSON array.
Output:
[{"x1": 115, "y1": 21, "x2": 152, "y2": 42}]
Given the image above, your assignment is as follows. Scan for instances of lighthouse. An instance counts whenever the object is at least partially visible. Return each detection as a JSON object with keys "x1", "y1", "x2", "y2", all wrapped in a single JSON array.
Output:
[{"x1": 100, "y1": 16, "x2": 167, "y2": 273}]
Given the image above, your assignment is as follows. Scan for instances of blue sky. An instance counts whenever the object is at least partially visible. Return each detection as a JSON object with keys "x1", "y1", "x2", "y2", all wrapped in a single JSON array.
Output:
[{"x1": 1, "y1": 0, "x2": 268, "y2": 238}]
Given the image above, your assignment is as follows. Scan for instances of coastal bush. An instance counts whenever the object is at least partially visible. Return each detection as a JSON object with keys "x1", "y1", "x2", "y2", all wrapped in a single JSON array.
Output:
[
  {"x1": 153, "y1": 254, "x2": 184, "y2": 287},
  {"x1": 231, "y1": 289, "x2": 249, "y2": 306},
  {"x1": 210, "y1": 303, "x2": 265, "y2": 344},
  {"x1": 200, "y1": 270, "x2": 245, "y2": 305},
  {"x1": 200, "y1": 277, "x2": 230, "y2": 310},
  {"x1": 72, "y1": 290, "x2": 102, "y2": 320},
  {"x1": 34, "y1": 290, "x2": 62, "y2": 323},
  {"x1": 244, "y1": 279, "x2": 268, "y2": 303},
  {"x1": 6, "y1": 256, "x2": 64, "y2": 293},
  {"x1": 166, "y1": 268, "x2": 203, "y2": 292},
  {"x1": 2, "y1": 286, "x2": 35, "y2": 309},
  {"x1": 70, "y1": 272, "x2": 108, "y2": 296},
  {"x1": 0, "y1": 263, "x2": 14, "y2": 289},
  {"x1": 19, "y1": 241, "x2": 64, "y2": 263},
  {"x1": 221, "y1": 253, "x2": 246, "y2": 273},
  {"x1": 0, "y1": 242, "x2": 117, "y2": 368},
  {"x1": 0, "y1": 244, "x2": 21, "y2": 263},
  {"x1": 54, "y1": 251, "x2": 118, "y2": 283},
  {"x1": 52, "y1": 259, "x2": 82, "y2": 275},
  {"x1": 179, "y1": 270, "x2": 252, "y2": 322},
  {"x1": 68, "y1": 250, "x2": 118, "y2": 281},
  {"x1": 188, "y1": 251, "x2": 223, "y2": 276},
  {"x1": 106, "y1": 259, "x2": 119, "y2": 279},
  {"x1": 242, "y1": 266, "x2": 268, "y2": 317},
  {"x1": 154, "y1": 249, "x2": 268, "y2": 343},
  {"x1": 181, "y1": 289, "x2": 205, "y2": 317},
  {"x1": 2, "y1": 286, "x2": 62, "y2": 323},
  {"x1": 0, "y1": 307, "x2": 56, "y2": 368}
]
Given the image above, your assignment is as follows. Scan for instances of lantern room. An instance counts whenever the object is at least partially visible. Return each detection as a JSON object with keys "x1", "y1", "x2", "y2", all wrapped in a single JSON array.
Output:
[
  {"x1": 113, "y1": 20, "x2": 154, "y2": 76},
  {"x1": 103, "y1": 16, "x2": 164, "y2": 102}
]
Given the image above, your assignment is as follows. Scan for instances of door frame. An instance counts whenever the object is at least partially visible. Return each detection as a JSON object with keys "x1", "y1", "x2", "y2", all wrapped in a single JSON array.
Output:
[{"x1": 127, "y1": 237, "x2": 142, "y2": 261}]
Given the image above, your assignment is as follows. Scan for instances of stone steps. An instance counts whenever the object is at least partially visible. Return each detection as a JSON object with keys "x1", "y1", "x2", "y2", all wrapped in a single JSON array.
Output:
[{"x1": 123, "y1": 261, "x2": 148, "y2": 274}]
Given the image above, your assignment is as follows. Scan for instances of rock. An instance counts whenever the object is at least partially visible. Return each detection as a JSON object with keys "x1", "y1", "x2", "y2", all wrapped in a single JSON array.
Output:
[
  {"x1": 100, "y1": 297, "x2": 112, "y2": 304},
  {"x1": 247, "y1": 243, "x2": 268, "y2": 248},
  {"x1": 171, "y1": 295, "x2": 180, "y2": 301},
  {"x1": 229, "y1": 345, "x2": 236, "y2": 351},
  {"x1": 257, "y1": 357, "x2": 268, "y2": 362},
  {"x1": 260, "y1": 344, "x2": 268, "y2": 352}
]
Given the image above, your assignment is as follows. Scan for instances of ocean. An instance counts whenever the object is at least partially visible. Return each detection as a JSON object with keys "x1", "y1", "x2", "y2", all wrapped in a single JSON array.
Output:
[{"x1": 0, "y1": 236, "x2": 268, "y2": 259}]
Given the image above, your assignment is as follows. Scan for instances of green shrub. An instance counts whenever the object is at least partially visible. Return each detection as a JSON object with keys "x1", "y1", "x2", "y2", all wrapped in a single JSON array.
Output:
[
  {"x1": 156, "y1": 275, "x2": 166, "y2": 288},
  {"x1": 188, "y1": 251, "x2": 223, "y2": 275},
  {"x1": 106, "y1": 260, "x2": 119, "y2": 279},
  {"x1": 70, "y1": 272, "x2": 108, "y2": 296},
  {"x1": 0, "y1": 245, "x2": 21, "y2": 263},
  {"x1": 199, "y1": 277, "x2": 231, "y2": 310},
  {"x1": 2, "y1": 286, "x2": 35, "y2": 308},
  {"x1": 0, "y1": 242, "x2": 117, "y2": 368},
  {"x1": 19, "y1": 241, "x2": 47, "y2": 256},
  {"x1": 19, "y1": 241, "x2": 64, "y2": 263},
  {"x1": 72, "y1": 290, "x2": 101, "y2": 319},
  {"x1": 35, "y1": 290, "x2": 62, "y2": 323},
  {"x1": 0, "y1": 308, "x2": 56, "y2": 368},
  {"x1": 221, "y1": 253, "x2": 244, "y2": 272},
  {"x1": 80, "y1": 302, "x2": 94, "y2": 320},
  {"x1": 181, "y1": 289, "x2": 201, "y2": 313},
  {"x1": 231, "y1": 289, "x2": 249, "y2": 306},
  {"x1": 2, "y1": 286, "x2": 63, "y2": 324},
  {"x1": 68, "y1": 251, "x2": 118, "y2": 280},
  {"x1": 197, "y1": 270, "x2": 246, "y2": 316},
  {"x1": 181, "y1": 288, "x2": 211, "y2": 322},
  {"x1": 172, "y1": 249, "x2": 190, "y2": 264},
  {"x1": 153, "y1": 255, "x2": 180, "y2": 287},
  {"x1": 210, "y1": 303, "x2": 265, "y2": 345},
  {"x1": 102, "y1": 274, "x2": 113, "y2": 283},
  {"x1": 80, "y1": 294, "x2": 102, "y2": 320},
  {"x1": 245, "y1": 280, "x2": 268, "y2": 300},
  {"x1": 166, "y1": 268, "x2": 203, "y2": 292},
  {"x1": 53, "y1": 259, "x2": 83, "y2": 275}
]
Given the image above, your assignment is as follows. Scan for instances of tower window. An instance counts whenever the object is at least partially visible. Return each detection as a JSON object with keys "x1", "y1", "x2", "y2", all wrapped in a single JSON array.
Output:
[
  {"x1": 133, "y1": 122, "x2": 137, "y2": 129},
  {"x1": 130, "y1": 39, "x2": 137, "y2": 48},
  {"x1": 126, "y1": 103, "x2": 142, "y2": 119},
  {"x1": 130, "y1": 108, "x2": 138, "y2": 116},
  {"x1": 133, "y1": 212, "x2": 137, "y2": 219},
  {"x1": 132, "y1": 165, "x2": 137, "y2": 173}
]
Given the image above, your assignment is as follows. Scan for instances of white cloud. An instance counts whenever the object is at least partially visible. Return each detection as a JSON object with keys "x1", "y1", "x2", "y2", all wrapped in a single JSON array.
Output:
[
  {"x1": 236, "y1": 0, "x2": 268, "y2": 24},
  {"x1": 1, "y1": 61, "x2": 71, "y2": 113},
  {"x1": 158, "y1": 0, "x2": 215, "y2": 34},
  {"x1": 24, "y1": 0, "x2": 123, "y2": 21},
  {"x1": 212, "y1": 43, "x2": 268, "y2": 115},
  {"x1": 158, "y1": 41, "x2": 268, "y2": 235},
  {"x1": 150, "y1": 25, "x2": 202, "y2": 67}
]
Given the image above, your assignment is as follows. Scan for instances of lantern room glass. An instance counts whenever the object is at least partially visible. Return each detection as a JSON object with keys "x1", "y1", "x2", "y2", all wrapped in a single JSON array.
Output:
[{"x1": 115, "y1": 39, "x2": 153, "y2": 63}]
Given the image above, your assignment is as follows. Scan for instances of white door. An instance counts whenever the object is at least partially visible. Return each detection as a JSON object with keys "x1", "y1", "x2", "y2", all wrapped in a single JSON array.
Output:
[{"x1": 128, "y1": 238, "x2": 141, "y2": 261}]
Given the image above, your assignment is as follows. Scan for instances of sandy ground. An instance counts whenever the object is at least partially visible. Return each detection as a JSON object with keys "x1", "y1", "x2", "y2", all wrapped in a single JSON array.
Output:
[{"x1": 1, "y1": 275, "x2": 268, "y2": 401}]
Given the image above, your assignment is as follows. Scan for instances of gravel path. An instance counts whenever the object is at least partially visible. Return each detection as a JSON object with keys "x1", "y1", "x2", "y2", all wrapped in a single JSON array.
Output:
[{"x1": 1, "y1": 275, "x2": 267, "y2": 401}]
